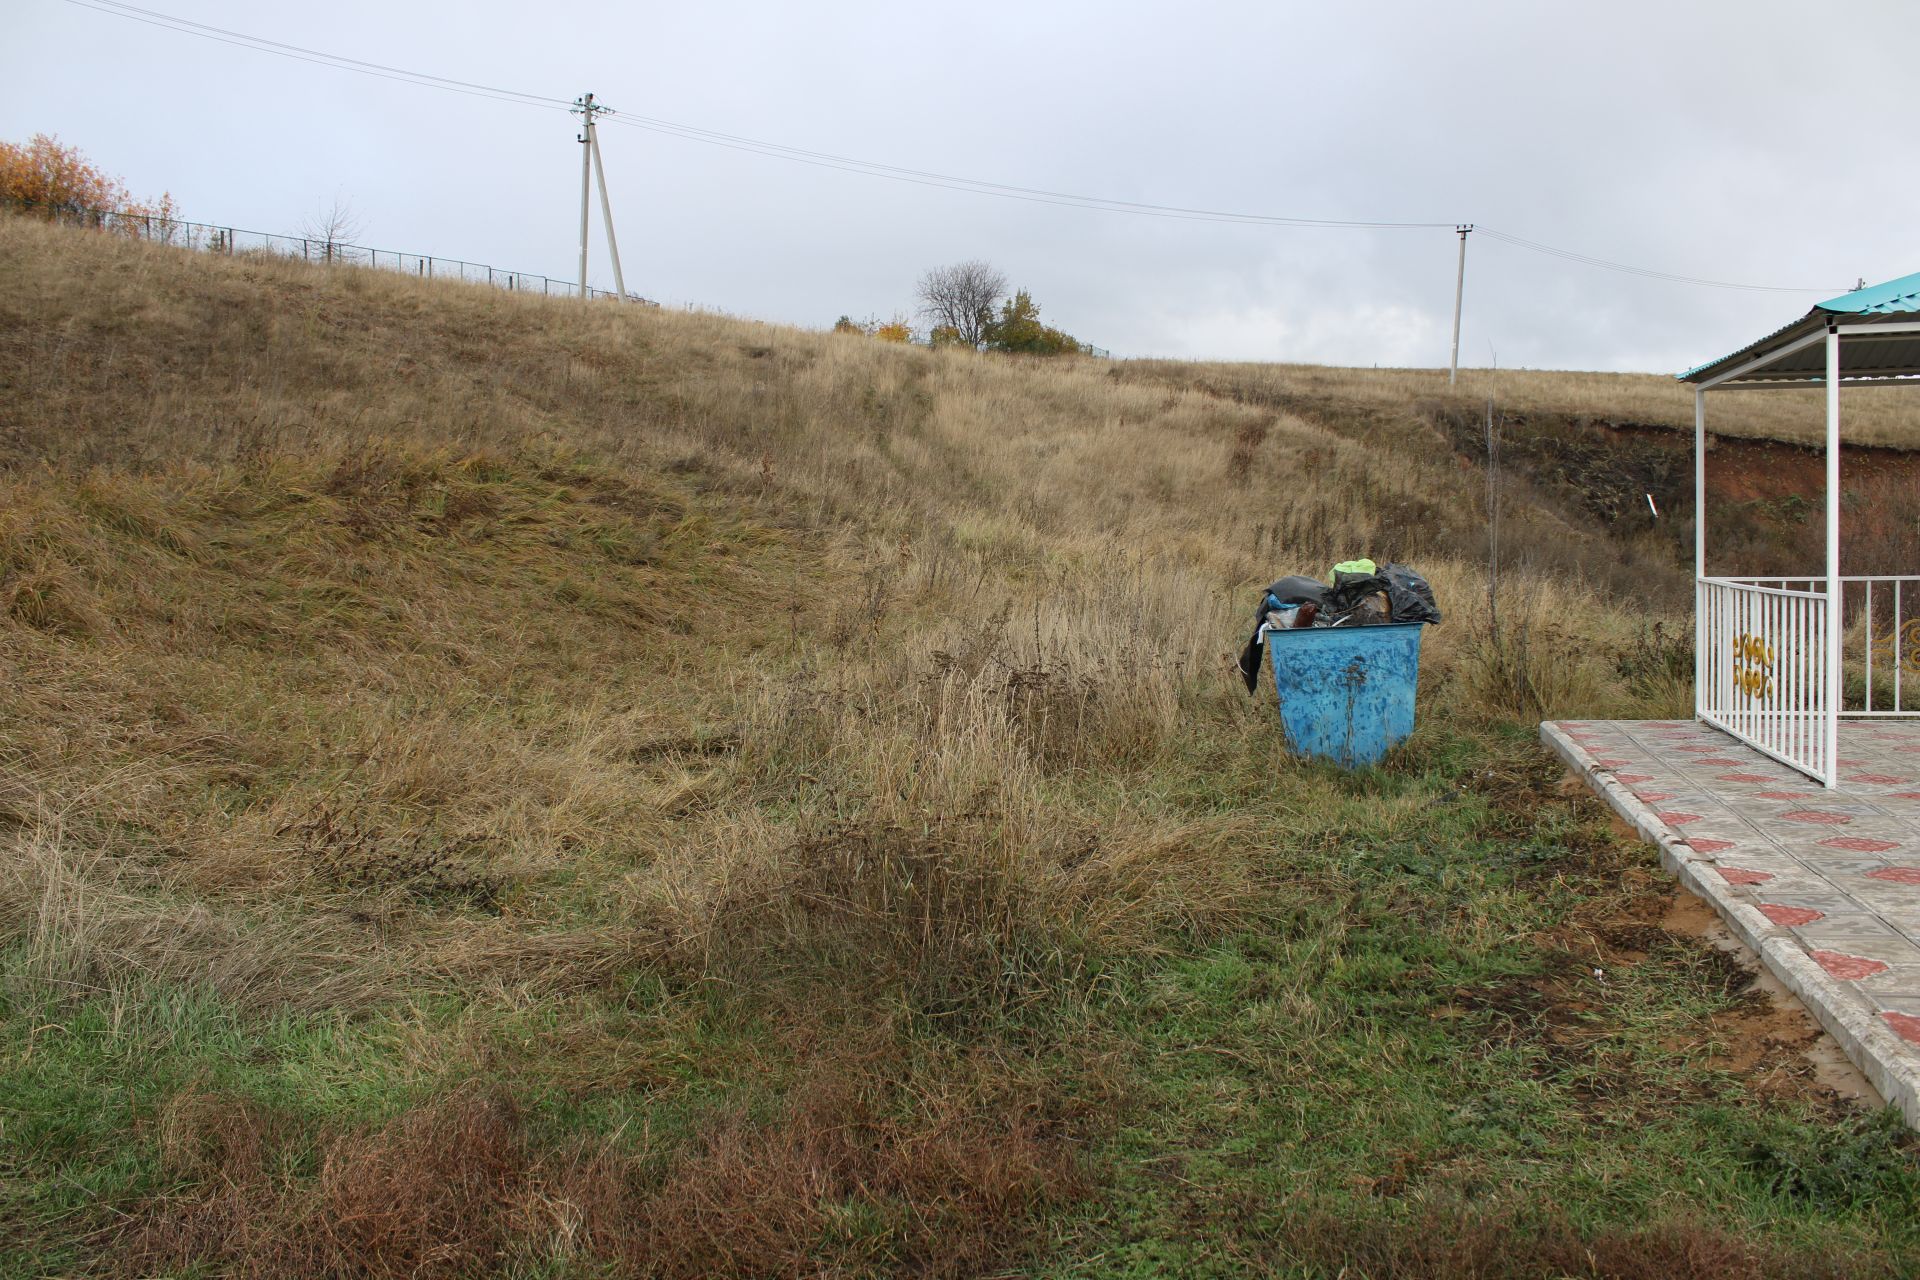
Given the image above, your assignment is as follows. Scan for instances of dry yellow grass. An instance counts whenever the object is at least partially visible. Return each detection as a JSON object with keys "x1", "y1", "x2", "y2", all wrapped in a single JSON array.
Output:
[
  {"x1": 0, "y1": 213, "x2": 1693, "y2": 1016},
  {"x1": 15, "y1": 212, "x2": 1918, "y2": 1280},
  {"x1": 1122, "y1": 358, "x2": 1920, "y2": 449}
]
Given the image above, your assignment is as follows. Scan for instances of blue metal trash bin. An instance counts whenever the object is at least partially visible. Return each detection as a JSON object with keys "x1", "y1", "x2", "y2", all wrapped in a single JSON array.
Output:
[{"x1": 1265, "y1": 622, "x2": 1424, "y2": 767}]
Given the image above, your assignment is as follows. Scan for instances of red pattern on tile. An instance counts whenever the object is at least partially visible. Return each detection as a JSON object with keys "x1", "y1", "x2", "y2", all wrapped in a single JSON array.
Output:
[
  {"x1": 1695, "y1": 758, "x2": 1747, "y2": 766},
  {"x1": 1615, "y1": 774, "x2": 1654, "y2": 784},
  {"x1": 1890, "y1": 793, "x2": 1920, "y2": 801},
  {"x1": 1716, "y1": 774, "x2": 1775, "y2": 783},
  {"x1": 1714, "y1": 867, "x2": 1773, "y2": 885},
  {"x1": 1811, "y1": 950, "x2": 1890, "y2": 980},
  {"x1": 1658, "y1": 811, "x2": 1703, "y2": 826},
  {"x1": 1760, "y1": 904, "x2": 1825, "y2": 926},
  {"x1": 1846, "y1": 774, "x2": 1912, "y2": 785},
  {"x1": 1866, "y1": 867, "x2": 1920, "y2": 885},
  {"x1": 1817, "y1": 836, "x2": 1901, "y2": 853},
  {"x1": 1593, "y1": 759, "x2": 1631, "y2": 768},
  {"x1": 1779, "y1": 810, "x2": 1853, "y2": 825},
  {"x1": 1884, "y1": 1012, "x2": 1920, "y2": 1044},
  {"x1": 1686, "y1": 839, "x2": 1735, "y2": 853},
  {"x1": 1636, "y1": 793, "x2": 1674, "y2": 803}
]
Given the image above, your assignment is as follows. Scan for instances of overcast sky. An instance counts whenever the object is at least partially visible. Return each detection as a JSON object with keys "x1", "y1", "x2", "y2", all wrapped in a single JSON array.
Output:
[{"x1": 5, "y1": 1, "x2": 1914, "y2": 370}]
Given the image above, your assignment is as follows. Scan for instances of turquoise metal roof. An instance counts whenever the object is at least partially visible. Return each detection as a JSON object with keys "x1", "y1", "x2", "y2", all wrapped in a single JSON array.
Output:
[
  {"x1": 1679, "y1": 269, "x2": 1920, "y2": 384},
  {"x1": 1817, "y1": 271, "x2": 1920, "y2": 315},
  {"x1": 1676, "y1": 320, "x2": 1805, "y2": 383}
]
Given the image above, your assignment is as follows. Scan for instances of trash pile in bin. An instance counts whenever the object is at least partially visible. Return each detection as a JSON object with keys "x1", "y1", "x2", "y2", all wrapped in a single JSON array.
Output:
[{"x1": 1236, "y1": 558, "x2": 1443, "y2": 692}]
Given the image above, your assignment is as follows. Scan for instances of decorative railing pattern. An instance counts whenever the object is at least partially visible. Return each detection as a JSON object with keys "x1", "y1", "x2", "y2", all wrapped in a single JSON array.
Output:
[
  {"x1": 1697, "y1": 575, "x2": 1920, "y2": 785},
  {"x1": 1698, "y1": 577, "x2": 1833, "y2": 783},
  {"x1": 1719, "y1": 577, "x2": 1920, "y2": 717}
]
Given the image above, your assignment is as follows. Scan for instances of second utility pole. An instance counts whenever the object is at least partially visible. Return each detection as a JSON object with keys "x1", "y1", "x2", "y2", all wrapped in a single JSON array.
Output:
[
  {"x1": 1449, "y1": 224, "x2": 1472, "y2": 386},
  {"x1": 572, "y1": 92, "x2": 628, "y2": 301},
  {"x1": 590, "y1": 121, "x2": 627, "y2": 300},
  {"x1": 577, "y1": 93, "x2": 594, "y2": 299}
]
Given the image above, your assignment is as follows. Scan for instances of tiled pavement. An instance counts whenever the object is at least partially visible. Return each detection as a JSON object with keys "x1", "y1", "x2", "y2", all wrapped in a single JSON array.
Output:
[{"x1": 1543, "y1": 718, "x2": 1920, "y2": 1126}]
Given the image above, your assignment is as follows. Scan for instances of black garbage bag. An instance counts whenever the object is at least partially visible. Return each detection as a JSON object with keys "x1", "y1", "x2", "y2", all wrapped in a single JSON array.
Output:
[
  {"x1": 1325, "y1": 571, "x2": 1387, "y2": 616},
  {"x1": 1323, "y1": 564, "x2": 1443, "y2": 626},
  {"x1": 1379, "y1": 563, "x2": 1442, "y2": 625}
]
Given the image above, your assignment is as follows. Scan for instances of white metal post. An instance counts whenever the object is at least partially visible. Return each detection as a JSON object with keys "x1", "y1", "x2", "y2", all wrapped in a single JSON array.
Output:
[
  {"x1": 1824, "y1": 324, "x2": 1843, "y2": 787},
  {"x1": 588, "y1": 123, "x2": 628, "y2": 301},
  {"x1": 578, "y1": 92, "x2": 594, "y2": 298},
  {"x1": 1449, "y1": 225, "x2": 1470, "y2": 386},
  {"x1": 1695, "y1": 387, "x2": 1707, "y2": 718}
]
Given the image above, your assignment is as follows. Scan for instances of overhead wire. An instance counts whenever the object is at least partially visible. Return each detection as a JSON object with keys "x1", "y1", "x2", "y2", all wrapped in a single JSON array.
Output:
[
  {"x1": 1474, "y1": 227, "x2": 1835, "y2": 294},
  {"x1": 600, "y1": 113, "x2": 1455, "y2": 229},
  {"x1": 59, "y1": 0, "x2": 1842, "y2": 293},
  {"x1": 61, "y1": 0, "x2": 575, "y2": 112}
]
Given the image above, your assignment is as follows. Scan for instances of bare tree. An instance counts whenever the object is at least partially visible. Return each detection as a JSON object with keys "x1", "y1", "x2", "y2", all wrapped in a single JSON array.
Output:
[
  {"x1": 915, "y1": 260, "x2": 1006, "y2": 350},
  {"x1": 301, "y1": 197, "x2": 363, "y2": 265}
]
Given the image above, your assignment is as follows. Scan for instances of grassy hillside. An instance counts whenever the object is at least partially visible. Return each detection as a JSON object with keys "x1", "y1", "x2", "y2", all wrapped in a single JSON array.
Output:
[
  {"x1": 2, "y1": 214, "x2": 1917, "y2": 1277},
  {"x1": 1123, "y1": 356, "x2": 1920, "y2": 449}
]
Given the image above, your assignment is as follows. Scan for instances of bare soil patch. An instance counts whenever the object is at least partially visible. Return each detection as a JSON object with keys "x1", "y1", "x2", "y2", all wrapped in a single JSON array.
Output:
[{"x1": 1659, "y1": 887, "x2": 1885, "y2": 1107}]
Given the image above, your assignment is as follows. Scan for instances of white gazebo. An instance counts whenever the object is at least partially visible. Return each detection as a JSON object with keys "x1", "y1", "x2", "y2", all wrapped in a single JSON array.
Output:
[{"x1": 1682, "y1": 272, "x2": 1920, "y2": 786}]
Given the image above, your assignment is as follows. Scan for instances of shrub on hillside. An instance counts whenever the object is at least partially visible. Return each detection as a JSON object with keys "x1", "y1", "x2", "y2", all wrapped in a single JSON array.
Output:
[
  {"x1": 831, "y1": 314, "x2": 915, "y2": 342},
  {"x1": 986, "y1": 290, "x2": 1085, "y2": 357},
  {"x1": 0, "y1": 133, "x2": 174, "y2": 227}
]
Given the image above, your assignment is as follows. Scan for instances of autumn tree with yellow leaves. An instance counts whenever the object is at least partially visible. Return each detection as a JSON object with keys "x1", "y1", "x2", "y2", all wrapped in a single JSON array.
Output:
[{"x1": 0, "y1": 134, "x2": 175, "y2": 228}]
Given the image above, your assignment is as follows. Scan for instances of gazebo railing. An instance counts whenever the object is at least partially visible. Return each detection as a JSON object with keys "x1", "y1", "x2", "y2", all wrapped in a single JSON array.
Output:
[
  {"x1": 1697, "y1": 576, "x2": 1832, "y2": 783},
  {"x1": 1852, "y1": 576, "x2": 1920, "y2": 715},
  {"x1": 1718, "y1": 576, "x2": 1920, "y2": 716},
  {"x1": 1699, "y1": 574, "x2": 1920, "y2": 786}
]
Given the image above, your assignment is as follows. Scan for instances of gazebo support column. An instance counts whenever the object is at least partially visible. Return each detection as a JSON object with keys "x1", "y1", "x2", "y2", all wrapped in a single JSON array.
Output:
[
  {"x1": 1695, "y1": 387, "x2": 1707, "y2": 719},
  {"x1": 1825, "y1": 323, "x2": 1842, "y2": 787}
]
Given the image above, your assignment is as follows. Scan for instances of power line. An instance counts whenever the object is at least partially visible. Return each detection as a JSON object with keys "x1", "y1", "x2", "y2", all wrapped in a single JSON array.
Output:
[
  {"x1": 58, "y1": 0, "x2": 1843, "y2": 293},
  {"x1": 63, "y1": 0, "x2": 1449, "y2": 233},
  {"x1": 603, "y1": 115, "x2": 1450, "y2": 229},
  {"x1": 62, "y1": 0, "x2": 574, "y2": 112},
  {"x1": 600, "y1": 113, "x2": 1453, "y2": 230},
  {"x1": 1475, "y1": 227, "x2": 1834, "y2": 294}
]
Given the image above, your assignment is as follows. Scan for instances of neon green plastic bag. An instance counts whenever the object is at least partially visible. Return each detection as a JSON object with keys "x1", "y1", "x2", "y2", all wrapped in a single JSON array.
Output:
[{"x1": 1330, "y1": 558, "x2": 1377, "y2": 582}]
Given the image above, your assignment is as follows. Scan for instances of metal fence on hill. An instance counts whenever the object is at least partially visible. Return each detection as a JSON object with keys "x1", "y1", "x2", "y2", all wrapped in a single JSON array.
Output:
[
  {"x1": 5, "y1": 197, "x2": 1112, "y2": 354},
  {"x1": 3, "y1": 197, "x2": 649, "y2": 304}
]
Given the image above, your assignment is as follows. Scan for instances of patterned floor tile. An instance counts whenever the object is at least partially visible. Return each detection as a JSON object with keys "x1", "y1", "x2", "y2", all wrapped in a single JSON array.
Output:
[
  {"x1": 1749, "y1": 884, "x2": 1872, "y2": 915},
  {"x1": 1854, "y1": 964, "x2": 1920, "y2": 1000},
  {"x1": 1551, "y1": 718, "x2": 1920, "y2": 1110},
  {"x1": 1795, "y1": 914, "x2": 1920, "y2": 951}
]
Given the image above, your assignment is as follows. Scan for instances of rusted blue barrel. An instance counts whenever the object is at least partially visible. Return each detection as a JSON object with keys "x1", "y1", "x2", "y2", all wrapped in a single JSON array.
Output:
[{"x1": 1266, "y1": 622, "x2": 1424, "y2": 767}]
